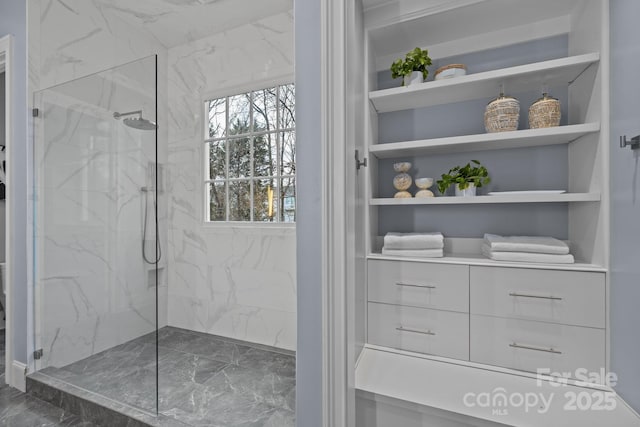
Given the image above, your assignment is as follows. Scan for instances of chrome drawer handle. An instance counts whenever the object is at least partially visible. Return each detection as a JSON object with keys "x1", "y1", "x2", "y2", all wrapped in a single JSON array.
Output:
[
  {"x1": 396, "y1": 282, "x2": 436, "y2": 289},
  {"x1": 396, "y1": 326, "x2": 436, "y2": 336},
  {"x1": 509, "y1": 342, "x2": 562, "y2": 354},
  {"x1": 509, "y1": 292, "x2": 562, "y2": 301}
]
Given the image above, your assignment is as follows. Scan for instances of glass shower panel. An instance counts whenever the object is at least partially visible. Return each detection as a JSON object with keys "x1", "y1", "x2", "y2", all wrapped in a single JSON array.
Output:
[{"x1": 33, "y1": 55, "x2": 158, "y2": 414}]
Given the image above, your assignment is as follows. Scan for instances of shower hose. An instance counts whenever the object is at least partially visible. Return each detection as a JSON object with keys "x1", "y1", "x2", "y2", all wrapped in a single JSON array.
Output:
[{"x1": 142, "y1": 188, "x2": 162, "y2": 264}]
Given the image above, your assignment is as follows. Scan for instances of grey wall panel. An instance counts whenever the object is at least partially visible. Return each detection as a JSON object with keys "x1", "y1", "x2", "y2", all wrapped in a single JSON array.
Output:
[
  {"x1": 610, "y1": 0, "x2": 640, "y2": 412},
  {"x1": 0, "y1": 0, "x2": 28, "y2": 364},
  {"x1": 295, "y1": 0, "x2": 323, "y2": 425}
]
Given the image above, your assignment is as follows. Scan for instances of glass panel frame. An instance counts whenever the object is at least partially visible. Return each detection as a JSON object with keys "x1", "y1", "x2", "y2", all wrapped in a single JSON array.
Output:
[{"x1": 32, "y1": 54, "x2": 159, "y2": 415}]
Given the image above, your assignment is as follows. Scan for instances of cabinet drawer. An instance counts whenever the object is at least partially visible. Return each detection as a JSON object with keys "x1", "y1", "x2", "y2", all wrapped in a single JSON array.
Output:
[
  {"x1": 470, "y1": 314, "x2": 605, "y2": 377},
  {"x1": 368, "y1": 302, "x2": 469, "y2": 360},
  {"x1": 470, "y1": 266, "x2": 605, "y2": 328},
  {"x1": 368, "y1": 259, "x2": 469, "y2": 312}
]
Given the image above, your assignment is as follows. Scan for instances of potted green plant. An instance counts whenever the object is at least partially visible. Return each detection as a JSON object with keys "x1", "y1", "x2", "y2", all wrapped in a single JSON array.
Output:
[
  {"x1": 390, "y1": 47, "x2": 432, "y2": 86},
  {"x1": 436, "y1": 160, "x2": 491, "y2": 197}
]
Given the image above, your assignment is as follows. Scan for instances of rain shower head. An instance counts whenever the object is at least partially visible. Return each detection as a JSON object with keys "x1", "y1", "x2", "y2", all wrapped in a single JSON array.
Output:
[{"x1": 113, "y1": 110, "x2": 157, "y2": 131}]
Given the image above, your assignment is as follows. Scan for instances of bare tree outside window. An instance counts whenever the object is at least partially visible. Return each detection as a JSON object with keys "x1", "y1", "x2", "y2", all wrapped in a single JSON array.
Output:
[{"x1": 205, "y1": 84, "x2": 296, "y2": 223}]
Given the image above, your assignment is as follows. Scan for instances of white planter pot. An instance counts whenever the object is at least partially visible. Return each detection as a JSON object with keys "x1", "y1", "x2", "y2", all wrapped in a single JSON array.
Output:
[
  {"x1": 455, "y1": 183, "x2": 476, "y2": 197},
  {"x1": 406, "y1": 71, "x2": 424, "y2": 86}
]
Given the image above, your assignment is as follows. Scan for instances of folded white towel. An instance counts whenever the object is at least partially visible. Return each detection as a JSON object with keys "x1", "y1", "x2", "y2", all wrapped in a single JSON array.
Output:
[
  {"x1": 482, "y1": 245, "x2": 574, "y2": 264},
  {"x1": 382, "y1": 248, "x2": 444, "y2": 258},
  {"x1": 383, "y1": 232, "x2": 444, "y2": 250},
  {"x1": 483, "y1": 234, "x2": 569, "y2": 255}
]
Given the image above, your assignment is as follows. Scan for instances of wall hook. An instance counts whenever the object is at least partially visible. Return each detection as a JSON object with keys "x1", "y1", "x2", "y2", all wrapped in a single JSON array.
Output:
[{"x1": 620, "y1": 135, "x2": 640, "y2": 150}]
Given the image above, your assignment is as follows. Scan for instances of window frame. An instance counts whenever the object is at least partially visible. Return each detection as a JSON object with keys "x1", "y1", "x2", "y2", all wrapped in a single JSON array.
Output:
[{"x1": 201, "y1": 76, "x2": 296, "y2": 227}]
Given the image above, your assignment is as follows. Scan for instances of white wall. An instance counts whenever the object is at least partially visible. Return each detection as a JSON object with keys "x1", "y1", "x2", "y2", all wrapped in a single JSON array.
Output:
[
  {"x1": 27, "y1": 0, "x2": 169, "y2": 367},
  {"x1": 166, "y1": 10, "x2": 297, "y2": 351}
]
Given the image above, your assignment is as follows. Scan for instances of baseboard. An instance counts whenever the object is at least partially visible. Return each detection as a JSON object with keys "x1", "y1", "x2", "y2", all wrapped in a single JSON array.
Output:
[{"x1": 10, "y1": 360, "x2": 26, "y2": 392}]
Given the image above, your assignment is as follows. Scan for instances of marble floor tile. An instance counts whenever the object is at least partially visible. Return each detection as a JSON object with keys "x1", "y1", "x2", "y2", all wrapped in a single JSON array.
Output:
[
  {"x1": 236, "y1": 347, "x2": 296, "y2": 378},
  {"x1": 159, "y1": 331, "x2": 253, "y2": 366},
  {"x1": 33, "y1": 326, "x2": 296, "y2": 426},
  {"x1": 263, "y1": 409, "x2": 296, "y2": 427},
  {"x1": 202, "y1": 363, "x2": 296, "y2": 410},
  {"x1": 162, "y1": 387, "x2": 281, "y2": 427},
  {"x1": 0, "y1": 382, "x2": 96, "y2": 427},
  {"x1": 159, "y1": 348, "x2": 228, "y2": 386}
]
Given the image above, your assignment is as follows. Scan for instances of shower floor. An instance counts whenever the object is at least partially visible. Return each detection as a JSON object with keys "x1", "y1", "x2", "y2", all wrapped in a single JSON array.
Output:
[{"x1": 37, "y1": 326, "x2": 295, "y2": 426}]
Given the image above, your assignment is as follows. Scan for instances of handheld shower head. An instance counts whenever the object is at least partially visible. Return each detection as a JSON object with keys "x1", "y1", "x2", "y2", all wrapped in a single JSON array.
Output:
[{"x1": 113, "y1": 110, "x2": 157, "y2": 131}]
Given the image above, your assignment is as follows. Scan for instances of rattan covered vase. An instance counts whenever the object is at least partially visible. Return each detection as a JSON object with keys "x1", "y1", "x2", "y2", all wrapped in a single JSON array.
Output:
[
  {"x1": 484, "y1": 93, "x2": 520, "y2": 133},
  {"x1": 529, "y1": 93, "x2": 561, "y2": 128}
]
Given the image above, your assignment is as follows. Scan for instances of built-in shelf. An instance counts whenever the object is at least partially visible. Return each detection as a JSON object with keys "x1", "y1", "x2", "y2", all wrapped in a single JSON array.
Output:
[
  {"x1": 366, "y1": 253, "x2": 606, "y2": 272},
  {"x1": 369, "y1": 123, "x2": 600, "y2": 158},
  {"x1": 370, "y1": 193, "x2": 601, "y2": 205},
  {"x1": 369, "y1": 53, "x2": 600, "y2": 113}
]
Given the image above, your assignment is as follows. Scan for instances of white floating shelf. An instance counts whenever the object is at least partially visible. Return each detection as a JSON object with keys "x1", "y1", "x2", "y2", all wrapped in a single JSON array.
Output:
[
  {"x1": 369, "y1": 53, "x2": 600, "y2": 113},
  {"x1": 370, "y1": 193, "x2": 601, "y2": 205},
  {"x1": 369, "y1": 123, "x2": 600, "y2": 158}
]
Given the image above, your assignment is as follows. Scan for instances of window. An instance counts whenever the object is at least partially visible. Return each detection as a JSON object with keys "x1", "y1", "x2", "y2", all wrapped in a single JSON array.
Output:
[{"x1": 205, "y1": 84, "x2": 296, "y2": 223}]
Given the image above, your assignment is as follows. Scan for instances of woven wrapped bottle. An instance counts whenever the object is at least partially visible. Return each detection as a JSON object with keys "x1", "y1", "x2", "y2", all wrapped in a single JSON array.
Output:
[
  {"x1": 484, "y1": 93, "x2": 520, "y2": 133},
  {"x1": 529, "y1": 92, "x2": 561, "y2": 128}
]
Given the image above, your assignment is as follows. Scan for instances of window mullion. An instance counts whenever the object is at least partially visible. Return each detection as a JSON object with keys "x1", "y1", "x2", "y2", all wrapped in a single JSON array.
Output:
[
  {"x1": 225, "y1": 96, "x2": 230, "y2": 221},
  {"x1": 205, "y1": 142, "x2": 210, "y2": 221},
  {"x1": 275, "y1": 86, "x2": 281, "y2": 223},
  {"x1": 249, "y1": 91, "x2": 255, "y2": 221}
]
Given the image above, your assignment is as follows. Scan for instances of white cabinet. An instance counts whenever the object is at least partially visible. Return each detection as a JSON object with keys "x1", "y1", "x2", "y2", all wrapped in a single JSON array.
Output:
[
  {"x1": 368, "y1": 259, "x2": 468, "y2": 312},
  {"x1": 470, "y1": 314, "x2": 605, "y2": 375},
  {"x1": 368, "y1": 302, "x2": 469, "y2": 360},
  {"x1": 366, "y1": 259, "x2": 470, "y2": 360},
  {"x1": 366, "y1": 258, "x2": 608, "y2": 379},
  {"x1": 470, "y1": 266, "x2": 605, "y2": 328},
  {"x1": 358, "y1": 0, "x2": 609, "y2": 395}
]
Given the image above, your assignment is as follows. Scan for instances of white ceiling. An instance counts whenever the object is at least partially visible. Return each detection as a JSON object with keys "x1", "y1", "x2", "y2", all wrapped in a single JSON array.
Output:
[{"x1": 95, "y1": 0, "x2": 293, "y2": 48}]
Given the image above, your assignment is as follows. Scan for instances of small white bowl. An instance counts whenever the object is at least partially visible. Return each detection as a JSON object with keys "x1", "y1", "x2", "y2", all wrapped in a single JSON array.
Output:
[
  {"x1": 415, "y1": 177, "x2": 434, "y2": 189},
  {"x1": 393, "y1": 162, "x2": 411, "y2": 173},
  {"x1": 434, "y1": 64, "x2": 467, "y2": 81}
]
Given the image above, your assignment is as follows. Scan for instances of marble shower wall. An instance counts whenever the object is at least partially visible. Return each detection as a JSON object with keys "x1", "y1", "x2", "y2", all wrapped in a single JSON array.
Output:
[
  {"x1": 166, "y1": 11, "x2": 297, "y2": 351},
  {"x1": 28, "y1": 0, "x2": 169, "y2": 368}
]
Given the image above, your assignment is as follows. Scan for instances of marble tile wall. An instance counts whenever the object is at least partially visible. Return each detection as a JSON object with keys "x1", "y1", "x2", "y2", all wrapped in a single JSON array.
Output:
[
  {"x1": 27, "y1": 0, "x2": 170, "y2": 368},
  {"x1": 166, "y1": 11, "x2": 297, "y2": 351}
]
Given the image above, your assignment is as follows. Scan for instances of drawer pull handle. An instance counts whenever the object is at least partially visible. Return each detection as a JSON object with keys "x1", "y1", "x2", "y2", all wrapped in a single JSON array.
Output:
[
  {"x1": 509, "y1": 342, "x2": 562, "y2": 354},
  {"x1": 396, "y1": 326, "x2": 436, "y2": 336},
  {"x1": 509, "y1": 292, "x2": 562, "y2": 301},
  {"x1": 396, "y1": 282, "x2": 436, "y2": 289}
]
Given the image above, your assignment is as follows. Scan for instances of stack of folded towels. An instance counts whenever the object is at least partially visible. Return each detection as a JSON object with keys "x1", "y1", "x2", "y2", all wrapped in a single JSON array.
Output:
[
  {"x1": 482, "y1": 234, "x2": 574, "y2": 264},
  {"x1": 382, "y1": 232, "x2": 444, "y2": 258}
]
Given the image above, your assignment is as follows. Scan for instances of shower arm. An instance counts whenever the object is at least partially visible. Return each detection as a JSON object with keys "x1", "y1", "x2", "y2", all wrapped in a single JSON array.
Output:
[{"x1": 113, "y1": 110, "x2": 142, "y2": 120}]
